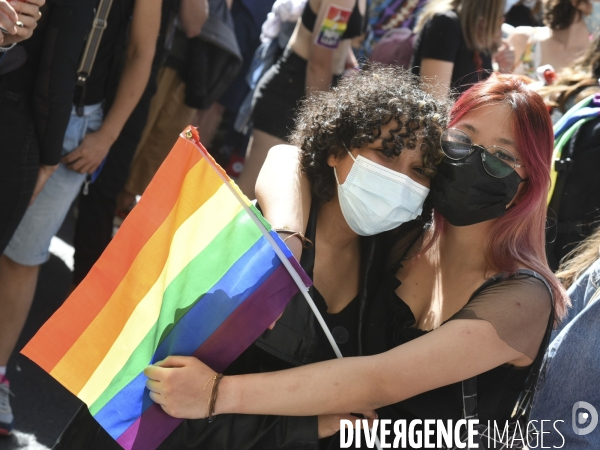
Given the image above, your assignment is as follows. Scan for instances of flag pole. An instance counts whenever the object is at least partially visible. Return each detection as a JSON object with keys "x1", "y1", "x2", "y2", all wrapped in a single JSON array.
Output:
[{"x1": 187, "y1": 131, "x2": 382, "y2": 450}]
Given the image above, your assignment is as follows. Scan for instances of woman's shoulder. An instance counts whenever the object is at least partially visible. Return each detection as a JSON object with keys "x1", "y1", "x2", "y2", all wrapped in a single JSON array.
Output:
[{"x1": 426, "y1": 10, "x2": 460, "y2": 29}]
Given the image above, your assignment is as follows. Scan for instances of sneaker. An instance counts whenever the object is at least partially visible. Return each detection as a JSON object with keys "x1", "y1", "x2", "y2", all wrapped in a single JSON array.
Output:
[{"x1": 0, "y1": 375, "x2": 13, "y2": 436}]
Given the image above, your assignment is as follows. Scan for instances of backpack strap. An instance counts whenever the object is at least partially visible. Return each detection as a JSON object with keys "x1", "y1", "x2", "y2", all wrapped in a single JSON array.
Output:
[
  {"x1": 75, "y1": 0, "x2": 115, "y2": 116},
  {"x1": 460, "y1": 269, "x2": 555, "y2": 421}
]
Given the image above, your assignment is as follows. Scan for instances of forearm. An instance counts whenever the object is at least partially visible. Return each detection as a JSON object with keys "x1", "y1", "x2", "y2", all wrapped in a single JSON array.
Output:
[
  {"x1": 255, "y1": 145, "x2": 312, "y2": 261},
  {"x1": 217, "y1": 357, "x2": 388, "y2": 417},
  {"x1": 212, "y1": 321, "x2": 523, "y2": 417},
  {"x1": 419, "y1": 58, "x2": 453, "y2": 101},
  {"x1": 179, "y1": 0, "x2": 208, "y2": 38},
  {"x1": 97, "y1": 46, "x2": 155, "y2": 145}
]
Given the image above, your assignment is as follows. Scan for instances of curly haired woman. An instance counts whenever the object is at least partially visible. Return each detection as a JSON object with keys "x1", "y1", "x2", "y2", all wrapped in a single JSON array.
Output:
[{"x1": 53, "y1": 65, "x2": 449, "y2": 450}]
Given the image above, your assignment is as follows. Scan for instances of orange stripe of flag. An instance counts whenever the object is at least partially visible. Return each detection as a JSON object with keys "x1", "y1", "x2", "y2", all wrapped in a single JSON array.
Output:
[
  {"x1": 22, "y1": 138, "x2": 201, "y2": 372},
  {"x1": 49, "y1": 153, "x2": 223, "y2": 393}
]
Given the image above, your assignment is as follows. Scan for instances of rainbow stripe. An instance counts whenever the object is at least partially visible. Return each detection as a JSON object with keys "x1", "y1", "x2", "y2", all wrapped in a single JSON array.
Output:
[{"x1": 22, "y1": 128, "x2": 310, "y2": 449}]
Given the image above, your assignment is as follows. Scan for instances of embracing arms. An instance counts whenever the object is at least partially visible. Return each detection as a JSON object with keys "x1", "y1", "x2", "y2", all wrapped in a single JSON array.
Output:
[{"x1": 146, "y1": 317, "x2": 534, "y2": 419}]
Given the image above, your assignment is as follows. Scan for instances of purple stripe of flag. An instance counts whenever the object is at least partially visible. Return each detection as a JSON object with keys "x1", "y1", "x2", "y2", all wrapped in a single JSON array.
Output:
[{"x1": 116, "y1": 257, "x2": 310, "y2": 449}]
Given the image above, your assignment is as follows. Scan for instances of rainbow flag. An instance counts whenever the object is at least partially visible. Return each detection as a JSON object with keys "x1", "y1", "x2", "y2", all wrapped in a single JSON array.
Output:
[{"x1": 22, "y1": 127, "x2": 311, "y2": 449}]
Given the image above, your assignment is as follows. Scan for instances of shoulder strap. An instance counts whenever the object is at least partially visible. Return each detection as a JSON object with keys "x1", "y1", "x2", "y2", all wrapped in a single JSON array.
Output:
[
  {"x1": 75, "y1": 0, "x2": 115, "y2": 115},
  {"x1": 461, "y1": 269, "x2": 555, "y2": 421}
]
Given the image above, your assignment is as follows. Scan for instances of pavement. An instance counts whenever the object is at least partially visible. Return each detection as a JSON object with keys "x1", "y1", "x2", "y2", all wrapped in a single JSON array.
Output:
[{"x1": 0, "y1": 209, "x2": 85, "y2": 450}]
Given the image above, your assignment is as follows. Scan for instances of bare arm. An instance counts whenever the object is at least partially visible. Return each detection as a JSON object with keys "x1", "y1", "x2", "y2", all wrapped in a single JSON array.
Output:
[
  {"x1": 179, "y1": 0, "x2": 208, "y2": 38},
  {"x1": 62, "y1": 0, "x2": 161, "y2": 174},
  {"x1": 255, "y1": 145, "x2": 312, "y2": 262},
  {"x1": 305, "y1": 0, "x2": 354, "y2": 92},
  {"x1": 419, "y1": 58, "x2": 454, "y2": 100},
  {"x1": 145, "y1": 319, "x2": 531, "y2": 418}
]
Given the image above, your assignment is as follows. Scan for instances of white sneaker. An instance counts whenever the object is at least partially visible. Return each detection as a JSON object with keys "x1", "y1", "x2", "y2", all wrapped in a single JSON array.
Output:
[{"x1": 0, "y1": 375, "x2": 13, "y2": 435}]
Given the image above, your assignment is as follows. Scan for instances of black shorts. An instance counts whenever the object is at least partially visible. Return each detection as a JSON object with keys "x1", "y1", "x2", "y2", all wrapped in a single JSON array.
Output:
[{"x1": 251, "y1": 48, "x2": 307, "y2": 140}]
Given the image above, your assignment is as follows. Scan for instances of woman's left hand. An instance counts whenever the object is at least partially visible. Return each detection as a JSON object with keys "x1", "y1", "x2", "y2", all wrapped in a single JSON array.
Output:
[{"x1": 145, "y1": 355, "x2": 217, "y2": 419}]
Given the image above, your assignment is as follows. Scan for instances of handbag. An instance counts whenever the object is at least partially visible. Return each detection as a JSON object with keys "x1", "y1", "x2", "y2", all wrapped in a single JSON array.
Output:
[{"x1": 446, "y1": 269, "x2": 555, "y2": 450}]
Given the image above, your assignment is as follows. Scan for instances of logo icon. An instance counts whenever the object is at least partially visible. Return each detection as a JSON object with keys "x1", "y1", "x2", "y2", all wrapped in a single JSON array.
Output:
[{"x1": 572, "y1": 401, "x2": 598, "y2": 436}]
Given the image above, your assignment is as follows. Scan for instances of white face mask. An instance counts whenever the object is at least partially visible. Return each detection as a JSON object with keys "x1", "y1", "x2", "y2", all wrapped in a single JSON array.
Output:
[{"x1": 334, "y1": 152, "x2": 430, "y2": 236}]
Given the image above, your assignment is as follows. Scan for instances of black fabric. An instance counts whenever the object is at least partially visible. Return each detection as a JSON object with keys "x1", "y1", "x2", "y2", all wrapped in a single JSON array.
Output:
[
  {"x1": 430, "y1": 152, "x2": 522, "y2": 226},
  {"x1": 301, "y1": 0, "x2": 365, "y2": 40},
  {"x1": 364, "y1": 272, "x2": 550, "y2": 449},
  {"x1": 410, "y1": 10, "x2": 492, "y2": 95},
  {"x1": 72, "y1": 0, "x2": 178, "y2": 285},
  {"x1": 252, "y1": 48, "x2": 307, "y2": 140},
  {"x1": 1, "y1": 0, "x2": 96, "y2": 165},
  {"x1": 183, "y1": 0, "x2": 243, "y2": 109},
  {"x1": 0, "y1": 45, "x2": 27, "y2": 76},
  {"x1": 505, "y1": 4, "x2": 541, "y2": 28},
  {"x1": 0, "y1": 89, "x2": 40, "y2": 254},
  {"x1": 80, "y1": 0, "x2": 135, "y2": 106},
  {"x1": 546, "y1": 116, "x2": 600, "y2": 270}
]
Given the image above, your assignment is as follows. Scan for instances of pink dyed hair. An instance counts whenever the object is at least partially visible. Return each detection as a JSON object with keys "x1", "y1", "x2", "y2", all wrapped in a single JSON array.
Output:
[{"x1": 430, "y1": 75, "x2": 569, "y2": 319}]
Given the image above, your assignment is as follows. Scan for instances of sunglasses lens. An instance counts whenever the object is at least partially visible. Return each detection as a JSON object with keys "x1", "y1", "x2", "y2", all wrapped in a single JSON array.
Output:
[
  {"x1": 482, "y1": 147, "x2": 516, "y2": 177},
  {"x1": 441, "y1": 129, "x2": 473, "y2": 160}
]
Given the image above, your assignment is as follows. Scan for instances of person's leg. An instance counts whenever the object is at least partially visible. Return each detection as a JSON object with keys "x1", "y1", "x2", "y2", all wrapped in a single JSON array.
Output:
[
  {"x1": 0, "y1": 104, "x2": 99, "y2": 375},
  {"x1": 236, "y1": 130, "x2": 286, "y2": 199},
  {"x1": 0, "y1": 256, "x2": 38, "y2": 435},
  {"x1": 193, "y1": 102, "x2": 225, "y2": 149},
  {"x1": 0, "y1": 255, "x2": 39, "y2": 369}
]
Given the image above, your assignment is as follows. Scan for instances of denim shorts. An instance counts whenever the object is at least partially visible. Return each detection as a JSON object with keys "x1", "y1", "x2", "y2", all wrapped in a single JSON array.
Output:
[{"x1": 4, "y1": 103, "x2": 103, "y2": 266}]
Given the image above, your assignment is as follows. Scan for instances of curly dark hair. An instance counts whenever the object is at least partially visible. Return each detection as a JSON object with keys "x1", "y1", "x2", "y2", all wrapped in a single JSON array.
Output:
[
  {"x1": 290, "y1": 64, "x2": 450, "y2": 204},
  {"x1": 544, "y1": 0, "x2": 586, "y2": 30}
]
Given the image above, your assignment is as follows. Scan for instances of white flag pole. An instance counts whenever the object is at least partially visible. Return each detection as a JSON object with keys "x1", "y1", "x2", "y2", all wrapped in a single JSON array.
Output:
[{"x1": 188, "y1": 133, "x2": 382, "y2": 450}]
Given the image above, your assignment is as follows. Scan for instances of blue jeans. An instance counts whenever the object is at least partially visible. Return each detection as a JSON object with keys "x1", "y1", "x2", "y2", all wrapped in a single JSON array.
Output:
[
  {"x1": 529, "y1": 259, "x2": 600, "y2": 448},
  {"x1": 4, "y1": 103, "x2": 103, "y2": 266}
]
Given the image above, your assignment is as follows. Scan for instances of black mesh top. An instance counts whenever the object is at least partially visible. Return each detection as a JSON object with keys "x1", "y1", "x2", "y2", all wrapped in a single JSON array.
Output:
[{"x1": 366, "y1": 270, "x2": 552, "y2": 436}]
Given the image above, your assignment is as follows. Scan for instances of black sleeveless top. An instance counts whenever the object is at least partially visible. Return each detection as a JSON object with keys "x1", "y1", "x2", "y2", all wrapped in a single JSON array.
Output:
[{"x1": 301, "y1": 0, "x2": 366, "y2": 40}]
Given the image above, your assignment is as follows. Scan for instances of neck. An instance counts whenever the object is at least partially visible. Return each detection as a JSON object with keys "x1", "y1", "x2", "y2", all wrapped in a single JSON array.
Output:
[
  {"x1": 550, "y1": 19, "x2": 589, "y2": 49},
  {"x1": 437, "y1": 219, "x2": 494, "y2": 274},
  {"x1": 316, "y1": 191, "x2": 359, "y2": 249}
]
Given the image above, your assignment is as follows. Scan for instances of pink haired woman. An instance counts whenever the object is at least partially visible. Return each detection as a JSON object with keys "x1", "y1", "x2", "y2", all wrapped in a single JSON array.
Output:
[{"x1": 145, "y1": 76, "x2": 570, "y2": 447}]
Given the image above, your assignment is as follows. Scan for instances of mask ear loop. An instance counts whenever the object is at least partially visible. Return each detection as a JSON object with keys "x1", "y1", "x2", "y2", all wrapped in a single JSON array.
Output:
[
  {"x1": 335, "y1": 142, "x2": 358, "y2": 185},
  {"x1": 342, "y1": 142, "x2": 357, "y2": 162}
]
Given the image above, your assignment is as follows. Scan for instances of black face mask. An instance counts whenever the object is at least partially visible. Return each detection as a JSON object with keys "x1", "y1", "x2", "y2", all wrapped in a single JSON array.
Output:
[{"x1": 430, "y1": 150, "x2": 523, "y2": 226}]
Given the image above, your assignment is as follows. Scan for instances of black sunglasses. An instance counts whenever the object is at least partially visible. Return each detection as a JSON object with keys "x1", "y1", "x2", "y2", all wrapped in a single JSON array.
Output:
[{"x1": 440, "y1": 128, "x2": 525, "y2": 178}]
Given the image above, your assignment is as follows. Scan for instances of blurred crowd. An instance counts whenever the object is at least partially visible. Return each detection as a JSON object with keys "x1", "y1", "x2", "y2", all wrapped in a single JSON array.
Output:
[{"x1": 1, "y1": 0, "x2": 600, "y2": 446}]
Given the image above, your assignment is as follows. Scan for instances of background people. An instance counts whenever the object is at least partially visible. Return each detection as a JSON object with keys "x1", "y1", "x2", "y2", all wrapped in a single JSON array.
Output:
[
  {"x1": 411, "y1": 0, "x2": 515, "y2": 99},
  {"x1": 0, "y1": 0, "x2": 96, "y2": 436},
  {"x1": 0, "y1": 0, "x2": 161, "y2": 436},
  {"x1": 235, "y1": 0, "x2": 366, "y2": 198},
  {"x1": 508, "y1": 0, "x2": 598, "y2": 79}
]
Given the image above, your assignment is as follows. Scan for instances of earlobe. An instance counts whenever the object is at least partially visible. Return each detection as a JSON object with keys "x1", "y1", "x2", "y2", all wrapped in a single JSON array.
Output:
[{"x1": 327, "y1": 153, "x2": 339, "y2": 168}]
